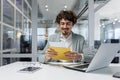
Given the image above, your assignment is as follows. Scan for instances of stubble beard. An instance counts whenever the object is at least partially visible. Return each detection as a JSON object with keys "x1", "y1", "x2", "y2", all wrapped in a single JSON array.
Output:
[{"x1": 62, "y1": 31, "x2": 70, "y2": 38}]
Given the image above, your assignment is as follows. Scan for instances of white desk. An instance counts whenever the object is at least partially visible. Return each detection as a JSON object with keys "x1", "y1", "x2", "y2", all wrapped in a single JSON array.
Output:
[{"x1": 0, "y1": 62, "x2": 120, "y2": 80}]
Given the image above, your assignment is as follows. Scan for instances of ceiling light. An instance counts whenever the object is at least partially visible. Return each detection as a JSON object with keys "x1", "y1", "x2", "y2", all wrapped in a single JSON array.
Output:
[
  {"x1": 46, "y1": 8, "x2": 48, "y2": 11},
  {"x1": 113, "y1": 22, "x2": 116, "y2": 24},
  {"x1": 45, "y1": 4, "x2": 48, "y2": 8},
  {"x1": 118, "y1": 20, "x2": 120, "y2": 22},
  {"x1": 101, "y1": 23, "x2": 104, "y2": 26},
  {"x1": 114, "y1": 18, "x2": 118, "y2": 21},
  {"x1": 63, "y1": 4, "x2": 67, "y2": 11},
  {"x1": 99, "y1": 25, "x2": 101, "y2": 27},
  {"x1": 102, "y1": 25, "x2": 105, "y2": 28},
  {"x1": 64, "y1": 5, "x2": 67, "y2": 8}
]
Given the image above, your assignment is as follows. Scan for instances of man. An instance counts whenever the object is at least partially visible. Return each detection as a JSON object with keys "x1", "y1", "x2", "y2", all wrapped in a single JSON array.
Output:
[{"x1": 45, "y1": 10, "x2": 85, "y2": 62}]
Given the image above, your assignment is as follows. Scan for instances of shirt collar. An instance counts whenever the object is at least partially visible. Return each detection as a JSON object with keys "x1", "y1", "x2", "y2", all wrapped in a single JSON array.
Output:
[{"x1": 60, "y1": 32, "x2": 72, "y2": 41}]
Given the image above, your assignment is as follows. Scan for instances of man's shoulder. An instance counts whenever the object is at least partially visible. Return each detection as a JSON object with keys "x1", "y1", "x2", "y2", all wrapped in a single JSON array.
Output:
[
  {"x1": 48, "y1": 33, "x2": 60, "y2": 41},
  {"x1": 72, "y1": 32, "x2": 84, "y2": 39}
]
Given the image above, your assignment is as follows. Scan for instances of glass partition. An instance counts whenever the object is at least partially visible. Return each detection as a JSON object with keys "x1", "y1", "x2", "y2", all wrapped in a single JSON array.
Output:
[
  {"x1": 1, "y1": 0, "x2": 32, "y2": 65},
  {"x1": 23, "y1": 1, "x2": 28, "y2": 16},
  {"x1": 95, "y1": 0, "x2": 120, "y2": 44},
  {"x1": 28, "y1": 22, "x2": 32, "y2": 35},
  {"x1": 37, "y1": 28, "x2": 46, "y2": 50},
  {"x1": 16, "y1": 10, "x2": 22, "y2": 29},
  {"x1": 23, "y1": 18, "x2": 31, "y2": 35},
  {"x1": 21, "y1": 17, "x2": 32, "y2": 53},
  {"x1": 28, "y1": 8, "x2": 31, "y2": 19},
  {"x1": 10, "y1": 0, "x2": 14, "y2": 3},
  {"x1": 3, "y1": 0, "x2": 14, "y2": 26},
  {"x1": 3, "y1": 57, "x2": 31, "y2": 65},
  {"x1": 0, "y1": 25, "x2": 1, "y2": 50},
  {"x1": 37, "y1": 21, "x2": 56, "y2": 51},
  {"x1": 3, "y1": 25, "x2": 14, "y2": 50},
  {"x1": 16, "y1": 0, "x2": 22, "y2": 11},
  {"x1": 27, "y1": 0, "x2": 32, "y2": 6},
  {"x1": 0, "y1": 0, "x2": 1, "y2": 21},
  {"x1": 76, "y1": 0, "x2": 89, "y2": 48},
  {"x1": 15, "y1": 30, "x2": 22, "y2": 53},
  {"x1": 23, "y1": 17, "x2": 27, "y2": 33}
]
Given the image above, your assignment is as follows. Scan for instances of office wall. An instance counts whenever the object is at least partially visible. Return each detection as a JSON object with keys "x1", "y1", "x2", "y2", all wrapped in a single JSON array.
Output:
[{"x1": 0, "y1": 0, "x2": 32, "y2": 65}]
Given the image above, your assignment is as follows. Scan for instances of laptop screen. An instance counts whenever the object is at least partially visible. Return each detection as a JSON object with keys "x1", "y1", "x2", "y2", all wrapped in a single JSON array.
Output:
[{"x1": 86, "y1": 43, "x2": 120, "y2": 72}]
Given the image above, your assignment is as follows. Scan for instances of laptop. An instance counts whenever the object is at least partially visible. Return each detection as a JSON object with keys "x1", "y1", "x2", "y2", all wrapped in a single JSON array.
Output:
[{"x1": 63, "y1": 43, "x2": 120, "y2": 72}]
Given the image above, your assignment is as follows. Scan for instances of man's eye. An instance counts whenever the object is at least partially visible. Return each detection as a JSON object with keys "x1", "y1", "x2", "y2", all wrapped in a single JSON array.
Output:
[
  {"x1": 60, "y1": 23, "x2": 64, "y2": 25},
  {"x1": 67, "y1": 23, "x2": 70, "y2": 25}
]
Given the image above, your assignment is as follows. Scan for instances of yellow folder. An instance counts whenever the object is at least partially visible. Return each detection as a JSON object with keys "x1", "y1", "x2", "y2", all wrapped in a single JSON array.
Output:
[{"x1": 49, "y1": 46, "x2": 71, "y2": 60}]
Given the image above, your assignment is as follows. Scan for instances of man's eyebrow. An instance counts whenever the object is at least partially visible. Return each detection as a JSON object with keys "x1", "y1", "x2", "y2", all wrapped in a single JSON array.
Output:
[{"x1": 60, "y1": 21, "x2": 71, "y2": 23}]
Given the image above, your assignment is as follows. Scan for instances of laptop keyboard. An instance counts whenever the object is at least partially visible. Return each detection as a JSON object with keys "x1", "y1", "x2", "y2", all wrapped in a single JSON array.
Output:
[{"x1": 74, "y1": 64, "x2": 89, "y2": 68}]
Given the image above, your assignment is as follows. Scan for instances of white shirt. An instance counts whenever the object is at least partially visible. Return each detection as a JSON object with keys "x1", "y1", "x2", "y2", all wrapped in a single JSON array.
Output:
[{"x1": 60, "y1": 33, "x2": 72, "y2": 50}]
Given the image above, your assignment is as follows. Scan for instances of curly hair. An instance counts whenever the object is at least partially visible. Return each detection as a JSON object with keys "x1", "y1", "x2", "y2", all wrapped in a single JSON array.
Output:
[{"x1": 55, "y1": 10, "x2": 78, "y2": 25}]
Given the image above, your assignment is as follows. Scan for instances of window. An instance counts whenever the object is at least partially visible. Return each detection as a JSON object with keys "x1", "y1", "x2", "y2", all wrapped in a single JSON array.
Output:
[
  {"x1": 0, "y1": 25, "x2": 2, "y2": 50},
  {"x1": 0, "y1": 0, "x2": 1, "y2": 20},
  {"x1": 3, "y1": 25, "x2": 14, "y2": 50},
  {"x1": 115, "y1": 28, "x2": 120, "y2": 39},
  {"x1": 16, "y1": 0, "x2": 22, "y2": 11},
  {"x1": 3, "y1": 0, "x2": 14, "y2": 26},
  {"x1": 15, "y1": 31, "x2": 22, "y2": 52},
  {"x1": 1, "y1": 0, "x2": 32, "y2": 65},
  {"x1": 37, "y1": 28, "x2": 46, "y2": 50},
  {"x1": 16, "y1": 10, "x2": 22, "y2": 29},
  {"x1": 23, "y1": 1, "x2": 31, "y2": 19},
  {"x1": 22, "y1": 18, "x2": 32, "y2": 53},
  {"x1": 95, "y1": 0, "x2": 120, "y2": 43},
  {"x1": 3, "y1": 58, "x2": 19, "y2": 65},
  {"x1": 28, "y1": 22, "x2": 32, "y2": 35},
  {"x1": 10, "y1": 0, "x2": 14, "y2": 3},
  {"x1": 23, "y1": 1, "x2": 28, "y2": 16},
  {"x1": 104, "y1": 24, "x2": 114, "y2": 39},
  {"x1": 23, "y1": 17, "x2": 30, "y2": 35},
  {"x1": 48, "y1": 27, "x2": 56, "y2": 36},
  {"x1": 28, "y1": 8, "x2": 31, "y2": 19},
  {"x1": 27, "y1": 0, "x2": 32, "y2": 6}
]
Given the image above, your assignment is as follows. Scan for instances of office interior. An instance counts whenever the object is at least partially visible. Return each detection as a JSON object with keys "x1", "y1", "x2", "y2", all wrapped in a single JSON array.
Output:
[{"x1": 0, "y1": 0, "x2": 120, "y2": 66}]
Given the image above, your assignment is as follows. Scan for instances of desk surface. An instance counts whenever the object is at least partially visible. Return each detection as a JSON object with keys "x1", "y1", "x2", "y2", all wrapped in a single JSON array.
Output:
[{"x1": 0, "y1": 62, "x2": 120, "y2": 80}]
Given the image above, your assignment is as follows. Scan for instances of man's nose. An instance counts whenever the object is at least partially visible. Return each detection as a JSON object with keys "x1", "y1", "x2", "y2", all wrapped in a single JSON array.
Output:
[{"x1": 63, "y1": 24, "x2": 68, "y2": 28}]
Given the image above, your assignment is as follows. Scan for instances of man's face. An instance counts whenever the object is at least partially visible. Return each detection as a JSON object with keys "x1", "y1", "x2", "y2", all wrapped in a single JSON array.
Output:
[{"x1": 59, "y1": 19, "x2": 73, "y2": 36}]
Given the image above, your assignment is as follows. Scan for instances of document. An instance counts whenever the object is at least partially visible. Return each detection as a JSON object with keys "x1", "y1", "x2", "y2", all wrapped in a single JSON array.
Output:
[
  {"x1": 49, "y1": 42, "x2": 71, "y2": 60},
  {"x1": 49, "y1": 42, "x2": 68, "y2": 47}
]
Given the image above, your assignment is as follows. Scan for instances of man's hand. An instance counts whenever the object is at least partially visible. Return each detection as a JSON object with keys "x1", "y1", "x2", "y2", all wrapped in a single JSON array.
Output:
[
  {"x1": 64, "y1": 51, "x2": 82, "y2": 61},
  {"x1": 45, "y1": 48, "x2": 57, "y2": 61}
]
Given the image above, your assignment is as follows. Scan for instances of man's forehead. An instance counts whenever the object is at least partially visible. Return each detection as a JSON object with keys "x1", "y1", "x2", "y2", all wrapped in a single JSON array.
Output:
[{"x1": 60, "y1": 19, "x2": 71, "y2": 23}]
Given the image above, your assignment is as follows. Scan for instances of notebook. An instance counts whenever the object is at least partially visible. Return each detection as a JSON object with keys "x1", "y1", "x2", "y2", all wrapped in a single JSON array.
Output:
[{"x1": 63, "y1": 43, "x2": 120, "y2": 72}]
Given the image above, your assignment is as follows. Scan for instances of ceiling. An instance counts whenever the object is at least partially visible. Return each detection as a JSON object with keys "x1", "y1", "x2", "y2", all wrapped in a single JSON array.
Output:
[
  {"x1": 96, "y1": 0, "x2": 120, "y2": 19},
  {"x1": 37, "y1": 0, "x2": 110, "y2": 20},
  {"x1": 37, "y1": 0, "x2": 112, "y2": 27},
  {"x1": 37, "y1": 0, "x2": 80, "y2": 20}
]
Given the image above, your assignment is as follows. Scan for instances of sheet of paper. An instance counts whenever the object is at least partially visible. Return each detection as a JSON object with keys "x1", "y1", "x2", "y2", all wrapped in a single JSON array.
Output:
[{"x1": 49, "y1": 42, "x2": 67, "y2": 47}]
